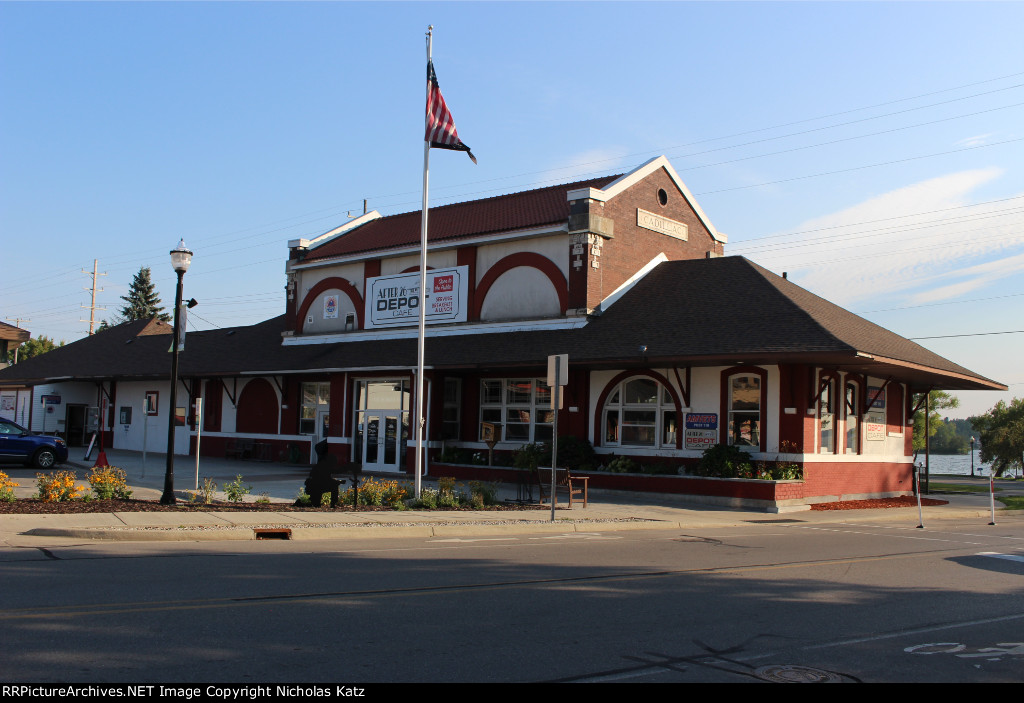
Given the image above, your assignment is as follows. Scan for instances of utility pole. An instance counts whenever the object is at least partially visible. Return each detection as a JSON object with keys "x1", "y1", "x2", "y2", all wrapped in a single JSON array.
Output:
[
  {"x1": 4, "y1": 317, "x2": 30, "y2": 364},
  {"x1": 80, "y1": 259, "x2": 107, "y2": 335}
]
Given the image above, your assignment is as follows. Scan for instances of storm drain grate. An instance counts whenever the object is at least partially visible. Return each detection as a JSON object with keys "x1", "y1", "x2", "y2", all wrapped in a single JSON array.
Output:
[
  {"x1": 744, "y1": 518, "x2": 806, "y2": 523},
  {"x1": 254, "y1": 528, "x2": 292, "y2": 540}
]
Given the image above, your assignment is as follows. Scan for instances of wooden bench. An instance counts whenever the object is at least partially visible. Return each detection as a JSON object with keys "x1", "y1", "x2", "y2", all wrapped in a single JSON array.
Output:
[
  {"x1": 226, "y1": 439, "x2": 256, "y2": 460},
  {"x1": 536, "y1": 467, "x2": 589, "y2": 508}
]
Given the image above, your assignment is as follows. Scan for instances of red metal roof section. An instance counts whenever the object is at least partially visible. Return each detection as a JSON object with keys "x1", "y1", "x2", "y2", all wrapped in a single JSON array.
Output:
[{"x1": 303, "y1": 174, "x2": 621, "y2": 261}]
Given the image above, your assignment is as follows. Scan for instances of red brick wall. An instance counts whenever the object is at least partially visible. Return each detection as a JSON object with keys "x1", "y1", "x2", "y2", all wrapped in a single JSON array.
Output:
[
  {"x1": 802, "y1": 461, "x2": 914, "y2": 499},
  {"x1": 582, "y1": 168, "x2": 724, "y2": 310}
]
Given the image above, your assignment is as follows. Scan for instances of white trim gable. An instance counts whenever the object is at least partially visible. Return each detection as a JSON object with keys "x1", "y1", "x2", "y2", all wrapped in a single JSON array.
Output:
[{"x1": 288, "y1": 210, "x2": 383, "y2": 252}]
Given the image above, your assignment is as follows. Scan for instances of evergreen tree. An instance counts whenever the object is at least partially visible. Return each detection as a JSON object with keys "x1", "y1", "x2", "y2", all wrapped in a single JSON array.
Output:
[{"x1": 118, "y1": 267, "x2": 170, "y2": 322}]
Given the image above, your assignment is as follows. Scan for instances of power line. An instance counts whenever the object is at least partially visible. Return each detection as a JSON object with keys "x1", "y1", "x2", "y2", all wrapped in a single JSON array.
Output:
[{"x1": 909, "y1": 330, "x2": 1024, "y2": 340}]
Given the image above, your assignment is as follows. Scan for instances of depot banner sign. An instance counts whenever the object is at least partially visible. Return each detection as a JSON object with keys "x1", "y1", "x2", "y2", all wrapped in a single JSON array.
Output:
[{"x1": 365, "y1": 266, "x2": 469, "y2": 329}]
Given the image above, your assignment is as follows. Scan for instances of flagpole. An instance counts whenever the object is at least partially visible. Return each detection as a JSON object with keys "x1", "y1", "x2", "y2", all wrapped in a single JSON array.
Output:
[{"x1": 415, "y1": 26, "x2": 433, "y2": 500}]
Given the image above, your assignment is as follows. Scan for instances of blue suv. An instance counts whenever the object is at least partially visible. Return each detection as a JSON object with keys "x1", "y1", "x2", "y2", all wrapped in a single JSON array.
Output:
[{"x1": 0, "y1": 419, "x2": 69, "y2": 469}]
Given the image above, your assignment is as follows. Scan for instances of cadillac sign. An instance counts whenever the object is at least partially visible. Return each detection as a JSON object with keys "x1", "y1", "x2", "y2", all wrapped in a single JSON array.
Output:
[{"x1": 365, "y1": 266, "x2": 469, "y2": 329}]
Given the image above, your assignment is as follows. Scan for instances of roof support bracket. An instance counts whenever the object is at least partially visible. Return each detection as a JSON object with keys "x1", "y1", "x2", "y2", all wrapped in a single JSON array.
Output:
[
  {"x1": 672, "y1": 366, "x2": 691, "y2": 408},
  {"x1": 911, "y1": 385, "x2": 935, "y2": 416},
  {"x1": 224, "y1": 378, "x2": 238, "y2": 407},
  {"x1": 868, "y1": 376, "x2": 894, "y2": 411}
]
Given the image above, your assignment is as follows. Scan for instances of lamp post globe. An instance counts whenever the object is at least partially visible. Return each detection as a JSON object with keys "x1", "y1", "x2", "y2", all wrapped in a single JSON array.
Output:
[{"x1": 161, "y1": 240, "x2": 193, "y2": 505}]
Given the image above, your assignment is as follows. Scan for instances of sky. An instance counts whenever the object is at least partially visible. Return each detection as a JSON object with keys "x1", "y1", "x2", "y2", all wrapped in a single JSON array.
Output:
[{"x1": 1, "y1": 1, "x2": 1022, "y2": 419}]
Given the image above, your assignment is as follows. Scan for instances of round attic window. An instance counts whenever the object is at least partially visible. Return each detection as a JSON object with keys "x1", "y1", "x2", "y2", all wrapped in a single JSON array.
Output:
[{"x1": 657, "y1": 188, "x2": 668, "y2": 206}]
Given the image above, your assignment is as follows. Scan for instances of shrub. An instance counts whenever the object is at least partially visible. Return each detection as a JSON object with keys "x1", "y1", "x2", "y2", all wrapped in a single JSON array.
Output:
[
  {"x1": 468, "y1": 480, "x2": 499, "y2": 506},
  {"x1": 36, "y1": 470, "x2": 86, "y2": 502},
  {"x1": 0, "y1": 471, "x2": 18, "y2": 502},
  {"x1": 224, "y1": 475, "x2": 252, "y2": 503},
  {"x1": 694, "y1": 443, "x2": 753, "y2": 478},
  {"x1": 87, "y1": 466, "x2": 132, "y2": 500},
  {"x1": 603, "y1": 456, "x2": 640, "y2": 474},
  {"x1": 555, "y1": 435, "x2": 596, "y2": 471},
  {"x1": 200, "y1": 477, "x2": 218, "y2": 504},
  {"x1": 342, "y1": 477, "x2": 409, "y2": 507},
  {"x1": 513, "y1": 443, "x2": 548, "y2": 471}
]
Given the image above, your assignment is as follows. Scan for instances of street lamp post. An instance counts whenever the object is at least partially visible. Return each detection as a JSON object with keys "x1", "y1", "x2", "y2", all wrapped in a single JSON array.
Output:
[
  {"x1": 160, "y1": 240, "x2": 192, "y2": 505},
  {"x1": 970, "y1": 436, "x2": 975, "y2": 478}
]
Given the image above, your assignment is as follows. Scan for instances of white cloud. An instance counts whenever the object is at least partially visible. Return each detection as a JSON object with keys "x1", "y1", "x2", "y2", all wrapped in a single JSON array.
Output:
[
  {"x1": 956, "y1": 133, "x2": 994, "y2": 148},
  {"x1": 735, "y1": 168, "x2": 1024, "y2": 306}
]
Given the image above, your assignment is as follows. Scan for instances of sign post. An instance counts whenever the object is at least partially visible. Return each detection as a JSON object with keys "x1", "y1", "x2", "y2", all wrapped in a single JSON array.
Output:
[
  {"x1": 194, "y1": 397, "x2": 203, "y2": 491},
  {"x1": 547, "y1": 354, "x2": 568, "y2": 522}
]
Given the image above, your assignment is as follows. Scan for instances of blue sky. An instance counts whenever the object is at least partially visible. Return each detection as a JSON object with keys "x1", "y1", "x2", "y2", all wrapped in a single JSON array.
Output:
[{"x1": 1, "y1": 1, "x2": 1022, "y2": 418}]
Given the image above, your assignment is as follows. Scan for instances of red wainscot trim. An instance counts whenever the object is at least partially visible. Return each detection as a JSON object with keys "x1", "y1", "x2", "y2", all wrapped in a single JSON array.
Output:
[{"x1": 430, "y1": 463, "x2": 802, "y2": 501}]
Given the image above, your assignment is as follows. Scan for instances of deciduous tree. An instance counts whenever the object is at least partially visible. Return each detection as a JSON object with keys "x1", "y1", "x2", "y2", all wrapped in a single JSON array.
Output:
[
  {"x1": 912, "y1": 390, "x2": 959, "y2": 453},
  {"x1": 970, "y1": 398, "x2": 1024, "y2": 476}
]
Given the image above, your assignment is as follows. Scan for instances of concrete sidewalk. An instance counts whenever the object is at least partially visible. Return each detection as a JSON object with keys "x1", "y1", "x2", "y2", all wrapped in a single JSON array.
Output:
[{"x1": 1, "y1": 449, "x2": 1020, "y2": 544}]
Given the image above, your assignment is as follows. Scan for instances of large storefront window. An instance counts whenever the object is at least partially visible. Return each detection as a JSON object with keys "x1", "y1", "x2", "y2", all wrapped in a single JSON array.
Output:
[
  {"x1": 300, "y1": 382, "x2": 330, "y2": 436},
  {"x1": 479, "y1": 378, "x2": 553, "y2": 443},
  {"x1": 602, "y1": 377, "x2": 676, "y2": 448},
  {"x1": 728, "y1": 375, "x2": 760, "y2": 447}
]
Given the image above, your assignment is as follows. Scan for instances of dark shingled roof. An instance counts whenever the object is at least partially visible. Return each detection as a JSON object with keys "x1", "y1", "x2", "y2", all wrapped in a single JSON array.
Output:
[
  {"x1": 0, "y1": 258, "x2": 1004, "y2": 392},
  {"x1": 302, "y1": 174, "x2": 622, "y2": 260}
]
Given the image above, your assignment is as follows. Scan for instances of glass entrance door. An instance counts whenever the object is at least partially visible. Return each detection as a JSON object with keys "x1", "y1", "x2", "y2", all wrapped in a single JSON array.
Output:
[{"x1": 361, "y1": 411, "x2": 403, "y2": 472}]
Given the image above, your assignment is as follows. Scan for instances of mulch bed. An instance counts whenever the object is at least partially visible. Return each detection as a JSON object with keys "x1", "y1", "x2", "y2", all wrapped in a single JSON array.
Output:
[
  {"x1": 810, "y1": 496, "x2": 948, "y2": 510},
  {"x1": 0, "y1": 499, "x2": 545, "y2": 515}
]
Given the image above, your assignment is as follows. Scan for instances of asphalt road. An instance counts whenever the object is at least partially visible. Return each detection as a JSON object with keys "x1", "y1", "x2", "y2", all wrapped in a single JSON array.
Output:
[{"x1": 2, "y1": 518, "x2": 1023, "y2": 683}]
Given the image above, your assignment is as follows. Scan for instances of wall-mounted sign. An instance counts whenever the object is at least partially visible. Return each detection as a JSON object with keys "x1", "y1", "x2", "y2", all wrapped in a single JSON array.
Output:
[
  {"x1": 865, "y1": 416, "x2": 886, "y2": 441},
  {"x1": 40, "y1": 394, "x2": 61, "y2": 406},
  {"x1": 866, "y1": 385, "x2": 886, "y2": 411},
  {"x1": 323, "y1": 294, "x2": 339, "y2": 319},
  {"x1": 684, "y1": 413, "x2": 718, "y2": 450},
  {"x1": 637, "y1": 208, "x2": 688, "y2": 241},
  {"x1": 365, "y1": 266, "x2": 468, "y2": 329},
  {"x1": 685, "y1": 413, "x2": 718, "y2": 430}
]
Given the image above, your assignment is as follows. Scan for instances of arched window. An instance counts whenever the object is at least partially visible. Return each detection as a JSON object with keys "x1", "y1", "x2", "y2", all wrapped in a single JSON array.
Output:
[
  {"x1": 727, "y1": 374, "x2": 761, "y2": 447},
  {"x1": 602, "y1": 377, "x2": 678, "y2": 448}
]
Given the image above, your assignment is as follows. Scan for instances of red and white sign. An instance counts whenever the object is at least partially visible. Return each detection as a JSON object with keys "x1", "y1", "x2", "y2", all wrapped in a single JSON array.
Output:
[{"x1": 365, "y1": 266, "x2": 468, "y2": 329}]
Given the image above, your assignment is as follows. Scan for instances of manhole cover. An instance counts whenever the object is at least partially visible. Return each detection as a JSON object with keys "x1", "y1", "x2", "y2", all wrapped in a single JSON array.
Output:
[{"x1": 754, "y1": 665, "x2": 844, "y2": 683}]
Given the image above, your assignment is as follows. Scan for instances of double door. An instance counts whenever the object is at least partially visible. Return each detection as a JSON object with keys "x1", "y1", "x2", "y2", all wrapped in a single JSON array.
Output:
[{"x1": 361, "y1": 411, "x2": 406, "y2": 472}]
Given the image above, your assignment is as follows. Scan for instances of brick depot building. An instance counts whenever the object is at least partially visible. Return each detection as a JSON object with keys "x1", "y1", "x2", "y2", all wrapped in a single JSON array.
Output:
[{"x1": 0, "y1": 156, "x2": 1005, "y2": 510}]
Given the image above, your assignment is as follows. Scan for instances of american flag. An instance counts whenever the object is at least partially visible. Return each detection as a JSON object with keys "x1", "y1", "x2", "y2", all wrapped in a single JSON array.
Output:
[{"x1": 426, "y1": 60, "x2": 476, "y2": 164}]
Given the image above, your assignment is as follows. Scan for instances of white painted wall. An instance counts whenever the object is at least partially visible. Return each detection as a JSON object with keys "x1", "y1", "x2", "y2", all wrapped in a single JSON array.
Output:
[
  {"x1": 297, "y1": 263, "x2": 364, "y2": 305},
  {"x1": 300, "y1": 289, "x2": 360, "y2": 333},
  {"x1": 479, "y1": 267, "x2": 561, "y2": 321},
  {"x1": 113, "y1": 381, "x2": 191, "y2": 455},
  {"x1": 475, "y1": 237, "x2": 569, "y2": 283}
]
